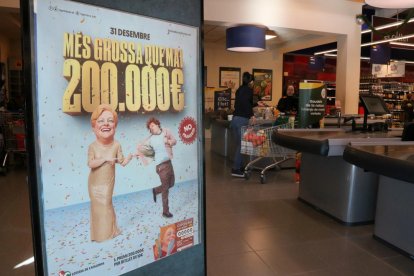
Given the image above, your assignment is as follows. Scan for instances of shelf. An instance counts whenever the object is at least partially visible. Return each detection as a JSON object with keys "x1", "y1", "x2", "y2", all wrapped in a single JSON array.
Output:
[{"x1": 384, "y1": 99, "x2": 403, "y2": 102}]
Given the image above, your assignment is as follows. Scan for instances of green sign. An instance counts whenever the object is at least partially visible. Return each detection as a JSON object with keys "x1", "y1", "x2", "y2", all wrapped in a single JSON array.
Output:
[{"x1": 298, "y1": 82, "x2": 327, "y2": 128}]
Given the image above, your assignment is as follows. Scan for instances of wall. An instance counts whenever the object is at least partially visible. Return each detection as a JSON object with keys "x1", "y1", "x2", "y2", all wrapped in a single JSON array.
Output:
[
  {"x1": 204, "y1": 41, "x2": 280, "y2": 106},
  {"x1": 204, "y1": 0, "x2": 364, "y2": 113}
]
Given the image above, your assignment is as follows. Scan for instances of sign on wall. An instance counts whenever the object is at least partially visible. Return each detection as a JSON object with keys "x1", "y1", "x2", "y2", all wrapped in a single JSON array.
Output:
[
  {"x1": 252, "y1": 69, "x2": 272, "y2": 101},
  {"x1": 32, "y1": 0, "x2": 200, "y2": 274}
]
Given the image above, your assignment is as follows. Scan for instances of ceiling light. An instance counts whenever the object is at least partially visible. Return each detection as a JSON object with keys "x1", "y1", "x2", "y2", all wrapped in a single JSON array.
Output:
[
  {"x1": 226, "y1": 26, "x2": 266, "y2": 52},
  {"x1": 361, "y1": 18, "x2": 414, "y2": 34},
  {"x1": 390, "y1": 41, "x2": 414, "y2": 47},
  {"x1": 365, "y1": 0, "x2": 414, "y2": 9},
  {"x1": 361, "y1": 33, "x2": 414, "y2": 47},
  {"x1": 315, "y1": 33, "x2": 414, "y2": 55},
  {"x1": 314, "y1": 49, "x2": 338, "y2": 55},
  {"x1": 265, "y1": 30, "x2": 277, "y2": 40},
  {"x1": 324, "y1": 53, "x2": 370, "y2": 60}
]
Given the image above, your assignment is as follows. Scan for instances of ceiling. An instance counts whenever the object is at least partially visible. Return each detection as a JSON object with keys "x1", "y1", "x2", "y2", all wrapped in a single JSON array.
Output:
[
  {"x1": 1, "y1": 1, "x2": 410, "y2": 59},
  {"x1": 0, "y1": 1, "x2": 362, "y2": 47},
  {"x1": 204, "y1": 24, "x2": 322, "y2": 49}
]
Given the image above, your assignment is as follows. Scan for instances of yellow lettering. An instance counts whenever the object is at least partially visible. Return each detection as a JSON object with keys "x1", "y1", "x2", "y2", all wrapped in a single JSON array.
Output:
[
  {"x1": 62, "y1": 59, "x2": 81, "y2": 114},
  {"x1": 94, "y1": 38, "x2": 103, "y2": 61},
  {"x1": 120, "y1": 41, "x2": 128, "y2": 63},
  {"x1": 103, "y1": 39, "x2": 111, "y2": 62},
  {"x1": 144, "y1": 45, "x2": 152, "y2": 65},
  {"x1": 101, "y1": 62, "x2": 118, "y2": 111},
  {"x1": 159, "y1": 47, "x2": 165, "y2": 66},
  {"x1": 141, "y1": 66, "x2": 156, "y2": 111},
  {"x1": 125, "y1": 64, "x2": 141, "y2": 112},
  {"x1": 156, "y1": 67, "x2": 170, "y2": 111},
  {"x1": 82, "y1": 61, "x2": 101, "y2": 112},
  {"x1": 63, "y1": 33, "x2": 74, "y2": 58},
  {"x1": 151, "y1": 46, "x2": 159, "y2": 66},
  {"x1": 173, "y1": 49, "x2": 180, "y2": 68},
  {"x1": 165, "y1": 48, "x2": 173, "y2": 67},
  {"x1": 82, "y1": 35, "x2": 91, "y2": 59},
  {"x1": 111, "y1": 40, "x2": 120, "y2": 63},
  {"x1": 171, "y1": 69, "x2": 184, "y2": 111},
  {"x1": 135, "y1": 43, "x2": 143, "y2": 64}
]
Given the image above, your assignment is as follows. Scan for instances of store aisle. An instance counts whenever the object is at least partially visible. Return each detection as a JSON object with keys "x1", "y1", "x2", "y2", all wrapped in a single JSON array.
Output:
[
  {"x1": 205, "y1": 139, "x2": 414, "y2": 276},
  {"x1": 2, "y1": 140, "x2": 414, "y2": 275}
]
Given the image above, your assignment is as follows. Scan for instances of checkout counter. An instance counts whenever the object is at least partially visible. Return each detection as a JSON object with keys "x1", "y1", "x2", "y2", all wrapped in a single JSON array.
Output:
[
  {"x1": 272, "y1": 128, "x2": 402, "y2": 225},
  {"x1": 343, "y1": 141, "x2": 414, "y2": 258},
  {"x1": 271, "y1": 94, "x2": 404, "y2": 225}
]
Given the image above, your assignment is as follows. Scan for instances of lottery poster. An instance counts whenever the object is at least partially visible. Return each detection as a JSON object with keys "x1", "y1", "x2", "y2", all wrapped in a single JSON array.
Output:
[{"x1": 31, "y1": 0, "x2": 201, "y2": 274}]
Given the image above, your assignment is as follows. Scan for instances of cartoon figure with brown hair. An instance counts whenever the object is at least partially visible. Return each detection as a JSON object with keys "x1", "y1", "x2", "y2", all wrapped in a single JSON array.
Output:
[
  {"x1": 136, "y1": 117, "x2": 177, "y2": 218},
  {"x1": 87, "y1": 104, "x2": 132, "y2": 242},
  {"x1": 153, "y1": 224, "x2": 177, "y2": 260}
]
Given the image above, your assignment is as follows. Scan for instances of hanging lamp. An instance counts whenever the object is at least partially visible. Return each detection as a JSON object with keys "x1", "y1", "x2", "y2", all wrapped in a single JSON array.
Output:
[
  {"x1": 226, "y1": 26, "x2": 265, "y2": 52},
  {"x1": 365, "y1": 0, "x2": 414, "y2": 9}
]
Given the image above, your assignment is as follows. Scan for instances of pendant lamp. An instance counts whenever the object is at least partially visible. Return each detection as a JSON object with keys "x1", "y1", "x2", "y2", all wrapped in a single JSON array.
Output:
[
  {"x1": 365, "y1": 0, "x2": 414, "y2": 9},
  {"x1": 226, "y1": 26, "x2": 266, "y2": 52}
]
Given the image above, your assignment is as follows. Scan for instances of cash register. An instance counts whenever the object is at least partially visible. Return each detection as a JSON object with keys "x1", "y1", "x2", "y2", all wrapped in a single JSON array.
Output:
[{"x1": 350, "y1": 95, "x2": 390, "y2": 132}]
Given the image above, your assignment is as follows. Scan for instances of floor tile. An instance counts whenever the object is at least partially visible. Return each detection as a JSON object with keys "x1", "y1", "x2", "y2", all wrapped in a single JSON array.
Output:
[{"x1": 208, "y1": 252, "x2": 275, "y2": 276}]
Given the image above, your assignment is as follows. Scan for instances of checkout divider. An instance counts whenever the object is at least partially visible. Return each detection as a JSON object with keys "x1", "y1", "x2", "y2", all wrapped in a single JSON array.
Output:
[{"x1": 343, "y1": 141, "x2": 414, "y2": 259}]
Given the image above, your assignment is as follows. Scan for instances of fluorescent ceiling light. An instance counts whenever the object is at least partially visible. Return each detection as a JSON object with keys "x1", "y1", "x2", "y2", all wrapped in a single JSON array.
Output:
[
  {"x1": 365, "y1": 0, "x2": 414, "y2": 9},
  {"x1": 361, "y1": 33, "x2": 414, "y2": 47},
  {"x1": 390, "y1": 41, "x2": 414, "y2": 47},
  {"x1": 265, "y1": 30, "x2": 277, "y2": 40},
  {"x1": 316, "y1": 33, "x2": 414, "y2": 55},
  {"x1": 361, "y1": 18, "x2": 414, "y2": 34},
  {"x1": 314, "y1": 49, "x2": 338, "y2": 55},
  {"x1": 324, "y1": 53, "x2": 370, "y2": 60},
  {"x1": 391, "y1": 59, "x2": 414, "y2": 64}
]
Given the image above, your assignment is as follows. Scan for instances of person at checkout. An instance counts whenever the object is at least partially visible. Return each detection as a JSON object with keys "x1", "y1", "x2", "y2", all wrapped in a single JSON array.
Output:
[{"x1": 276, "y1": 85, "x2": 298, "y2": 114}]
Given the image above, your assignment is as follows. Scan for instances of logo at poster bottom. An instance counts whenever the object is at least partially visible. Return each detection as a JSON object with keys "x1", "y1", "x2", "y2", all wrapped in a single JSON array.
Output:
[
  {"x1": 58, "y1": 271, "x2": 71, "y2": 276},
  {"x1": 178, "y1": 117, "x2": 197, "y2": 144}
]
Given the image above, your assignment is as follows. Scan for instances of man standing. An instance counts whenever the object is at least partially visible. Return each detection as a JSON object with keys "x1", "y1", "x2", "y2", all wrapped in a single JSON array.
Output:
[
  {"x1": 137, "y1": 117, "x2": 177, "y2": 218},
  {"x1": 230, "y1": 72, "x2": 256, "y2": 177}
]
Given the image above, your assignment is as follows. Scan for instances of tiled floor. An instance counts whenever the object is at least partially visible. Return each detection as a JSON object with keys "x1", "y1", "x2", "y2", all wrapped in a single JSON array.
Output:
[
  {"x1": 205, "y1": 139, "x2": 414, "y2": 276},
  {"x1": 2, "y1": 140, "x2": 414, "y2": 275}
]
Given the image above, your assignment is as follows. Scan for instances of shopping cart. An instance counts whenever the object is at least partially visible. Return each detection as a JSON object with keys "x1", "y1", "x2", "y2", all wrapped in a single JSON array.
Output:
[
  {"x1": 241, "y1": 122, "x2": 296, "y2": 183},
  {"x1": 0, "y1": 111, "x2": 26, "y2": 175}
]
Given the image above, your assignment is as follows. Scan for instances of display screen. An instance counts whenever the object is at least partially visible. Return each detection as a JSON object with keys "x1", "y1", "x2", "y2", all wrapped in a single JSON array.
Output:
[{"x1": 360, "y1": 95, "x2": 389, "y2": 115}]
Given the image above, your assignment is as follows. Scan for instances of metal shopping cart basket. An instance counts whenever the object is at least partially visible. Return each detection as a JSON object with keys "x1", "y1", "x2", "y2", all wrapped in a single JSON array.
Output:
[
  {"x1": 0, "y1": 111, "x2": 26, "y2": 175},
  {"x1": 241, "y1": 122, "x2": 296, "y2": 183}
]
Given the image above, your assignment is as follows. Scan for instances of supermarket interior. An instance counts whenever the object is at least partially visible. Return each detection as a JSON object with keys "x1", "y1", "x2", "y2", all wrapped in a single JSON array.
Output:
[{"x1": 2, "y1": 0, "x2": 414, "y2": 275}]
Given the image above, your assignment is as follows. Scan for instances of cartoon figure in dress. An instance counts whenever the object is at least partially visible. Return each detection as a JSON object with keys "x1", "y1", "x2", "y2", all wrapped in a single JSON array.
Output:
[
  {"x1": 87, "y1": 104, "x2": 132, "y2": 242},
  {"x1": 135, "y1": 117, "x2": 177, "y2": 218}
]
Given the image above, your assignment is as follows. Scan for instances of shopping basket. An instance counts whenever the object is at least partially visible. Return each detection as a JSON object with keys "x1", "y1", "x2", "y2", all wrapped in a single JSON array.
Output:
[{"x1": 241, "y1": 122, "x2": 296, "y2": 183}]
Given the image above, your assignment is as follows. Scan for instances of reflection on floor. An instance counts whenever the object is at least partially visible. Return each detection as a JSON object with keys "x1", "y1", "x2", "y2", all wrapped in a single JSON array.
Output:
[
  {"x1": 2, "y1": 139, "x2": 414, "y2": 275},
  {"x1": 0, "y1": 167, "x2": 35, "y2": 275}
]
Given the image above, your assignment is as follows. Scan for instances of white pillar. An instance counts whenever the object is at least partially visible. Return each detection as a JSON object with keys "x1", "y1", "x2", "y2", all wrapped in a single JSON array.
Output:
[{"x1": 336, "y1": 29, "x2": 361, "y2": 114}]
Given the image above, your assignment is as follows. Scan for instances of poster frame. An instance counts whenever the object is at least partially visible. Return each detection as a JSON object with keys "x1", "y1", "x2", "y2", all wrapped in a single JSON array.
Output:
[
  {"x1": 252, "y1": 68, "x2": 273, "y2": 101},
  {"x1": 21, "y1": 0, "x2": 205, "y2": 275},
  {"x1": 219, "y1": 66, "x2": 241, "y2": 89}
]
